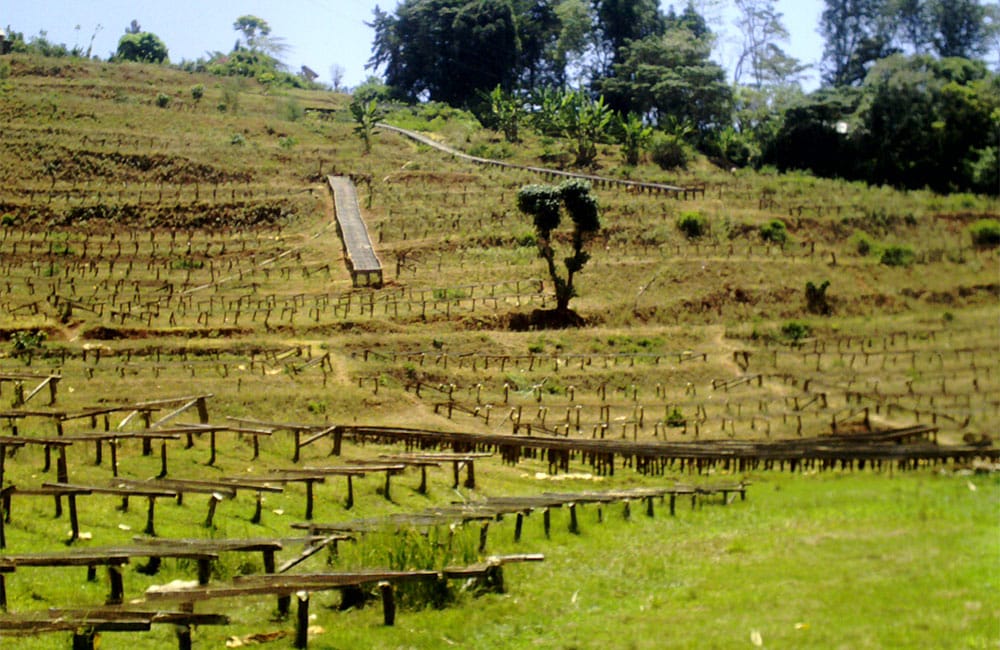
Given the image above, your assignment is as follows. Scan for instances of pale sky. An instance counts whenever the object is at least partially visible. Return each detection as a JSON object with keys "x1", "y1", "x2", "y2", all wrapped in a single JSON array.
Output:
[{"x1": 2, "y1": 0, "x2": 825, "y2": 90}]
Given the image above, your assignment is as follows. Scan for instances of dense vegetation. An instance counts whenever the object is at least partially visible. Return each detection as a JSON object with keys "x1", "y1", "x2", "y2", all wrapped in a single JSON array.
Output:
[{"x1": 366, "y1": 0, "x2": 999, "y2": 194}]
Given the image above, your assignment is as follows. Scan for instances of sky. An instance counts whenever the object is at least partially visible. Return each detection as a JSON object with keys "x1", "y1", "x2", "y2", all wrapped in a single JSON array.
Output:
[{"x1": 3, "y1": 1, "x2": 825, "y2": 90}]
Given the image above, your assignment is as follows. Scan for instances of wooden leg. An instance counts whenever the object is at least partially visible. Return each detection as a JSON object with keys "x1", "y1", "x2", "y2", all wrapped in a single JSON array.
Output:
[
  {"x1": 345, "y1": 476, "x2": 354, "y2": 509},
  {"x1": 145, "y1": 497, "x2": 157, "y2": 536},
  {"x1": 107, "y1": 565, "x2": 124, "y2": 605},
  {"x1": 305, "y1": 480, "x2": 314, "y2": 520},
  {"x1": 295, "y1": 592, "x2": 309, "y2": 648},
  {"x1": 379, "y1": 581, "x2": 396, "y2": 626},
  {"x1": 251, "y1": 492, "x2": 262, "y2": 524},
  {"x1": 68, "y1": 494, "x2": 80, "y2": 543},
  {"x1": 158, "y1": 443, "x2": 168, "y2": 478}
]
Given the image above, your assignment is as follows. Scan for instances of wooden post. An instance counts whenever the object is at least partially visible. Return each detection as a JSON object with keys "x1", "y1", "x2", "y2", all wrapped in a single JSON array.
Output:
[
  {"x1": 379, "y1": 581, "x2": 396, "y2": 626},
  {"x1": 295, "y1": 592, "x2": 310, "y2": 648}
]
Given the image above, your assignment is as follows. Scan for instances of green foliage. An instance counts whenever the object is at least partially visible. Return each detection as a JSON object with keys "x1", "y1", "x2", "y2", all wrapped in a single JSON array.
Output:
[
  {"x1": 664, "y1": 406, "x2": 686, "y2": 427},
  {"x1": 155, "y1": 92, "x2": 170, "y2": 108},
  {"x1": 555, "y1": 89, "x2": 614, "y2": 167},
  {"x1": 517, "y1": 180, "x2": 601, "y2": 311},
  {"x1": 10, "y1": 330, "x2": 45, "y2": 364},
  {"x1": 851, "y1": 230, "x2": 875, "y2": 256},
  {"x1": 759, "y1": 219, "x2": 788, "y2": 244},
  {"x1": 229, "y1": 133, "x2": 246, "y2": 146},
  {"x1": 676, "y1": 211, "x2": 707, "y2": 239},
  {"x1": 767, "y1": 56, "x2": 999, "y2": 194},
  {"x1": 968, "y1": 219, "x2": 1000, "y2": 248},
  {"x1": 484, "y1": 85, "x2": 524, "y2": 143},
  {"x1": 648, "y1": 132, "x2": 689, "y2": 169},
  {"x1": 350, "y1": 98, "x2": 384, "y2": 154},
  {"x1": 805, "y1": 280, "x2": 832, "y2": 316},
  {"x1": 115, "y1": 32, "x2": 169, "y2": 64},
  {"x1": 780, "y1": 320, "x2": 811, "y2": 343},
  {"x1": 599, "y1": 25, "x2": 732, "y2": 135},
  {"x1": 218, "y1": 82, "x2": 241, "y2": 113},
  {"x1": 280, "y1": 97, "x2": 303, "y2": 122},
  {"x1": 880, "y1": 244, "x2": 915, "y2": 267},
  {"x1": 614, "y1": 112, "x2": 653, "y2": 166},
  {"x1": 190, "y1": 84, "x2": 204, "y2": 102}
]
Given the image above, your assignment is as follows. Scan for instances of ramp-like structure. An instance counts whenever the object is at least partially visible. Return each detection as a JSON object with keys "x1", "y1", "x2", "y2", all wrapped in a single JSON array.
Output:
[{"x1": 327, "y1": 175, "x2": 382, "y2": 288}]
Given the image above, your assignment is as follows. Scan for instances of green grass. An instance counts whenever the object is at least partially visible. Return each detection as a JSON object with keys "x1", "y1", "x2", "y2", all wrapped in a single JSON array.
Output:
[{"x1": 7, "y1": 471, "x2": 993, "y2": 649}]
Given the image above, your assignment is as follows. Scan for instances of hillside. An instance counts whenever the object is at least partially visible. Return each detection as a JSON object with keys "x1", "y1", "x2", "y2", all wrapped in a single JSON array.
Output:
[{"x1": 0, "y1": 54, "x2": 997, "y2": 649}]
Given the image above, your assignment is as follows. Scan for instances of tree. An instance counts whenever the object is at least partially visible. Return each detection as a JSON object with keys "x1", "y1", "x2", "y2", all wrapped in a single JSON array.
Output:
[
  {"x1": 486, "y1": 85, "x2": 525, "y2": 142},
  {"x1": 233, "y1": 14, "x2": 288, "y2": 58},
  {"x1": 517, "y1": 180, "x2": 601, "y2": 312},
  {"x1": 599, "y1": 27, "x2": 732, "y2": 135},
  {"x1": 555, "y1": 89, "x2": 614, "y2": 167},
  {"x1": 820, "y1": 0, "x2": 898, "y2": 86},
  {"x1": 350, "y1": 98, "x2": 384, "y2": 154},
  {"x1": 115, "y1": 31, "x2": 168, "y2": 63},
  {"x1": 928, "y1": 0, "x2": 991, "y2": 58},
  {"x1": 732, "y1": 0, "x2": 806, "y2": 88},
  {"x1": 368, "y1": 0, "x2": 542, "y2": 106},
  {"x1": 592, "y1": 0, "x2": 665, "y2": 75},
  {"x1": 614, "y1": 112, "x2": 653, "y2": 165}
]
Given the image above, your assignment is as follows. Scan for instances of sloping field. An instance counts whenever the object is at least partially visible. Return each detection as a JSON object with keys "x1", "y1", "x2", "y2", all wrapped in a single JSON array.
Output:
[{"x1": 0, "y1": 54, "x2": 997, "y2": 648}]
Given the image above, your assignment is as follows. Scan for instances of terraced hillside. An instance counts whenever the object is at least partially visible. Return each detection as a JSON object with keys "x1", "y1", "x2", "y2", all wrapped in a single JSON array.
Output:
[{"x1": 0, "y1": 54, "x2": 997, "y2": 649}]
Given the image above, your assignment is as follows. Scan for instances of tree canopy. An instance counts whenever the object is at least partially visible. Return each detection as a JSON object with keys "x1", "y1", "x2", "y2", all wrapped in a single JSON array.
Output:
[
  {"x1": 517, "y1": 180, "x2": 601, "y2": 312},
  {"x1": 115, "y1": 31, "x2": 168, "y2": 64}
]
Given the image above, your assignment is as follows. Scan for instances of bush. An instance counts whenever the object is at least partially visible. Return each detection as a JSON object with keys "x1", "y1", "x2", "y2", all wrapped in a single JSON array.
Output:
[
  {"x1": 880, "y1": 245, "x2": 915, "y2": 267},
  {"x1": 190, "y1": 84, "x2": 204, "y2": 102},
  {"x1": 969, "y1": 219, "x2": 1000, "y2": 248},
  {"x1": 155, "y1": 92, "x2": 171, "y2": 108},
  {"x1": 780, "y1": 321, "x2": 811, "y2": 343},
  {"x1": 649, "y1": 133, "x2": 689, "y2": 169},
  {"x1": 851, "y1": 230, "x2": 875, "y2": 256},
  {"x1": 676, "y1": 211, "x2": 708, "y2": 239},
  {"x1": 805, "y1": 280, "x2": 832, "y2": 315},
  {"x1": 759, "y1": 219, "x2": 788, "y2": 245},
  {"x1": 665, "y1": 406, "x2": 686, "y2": 427}
]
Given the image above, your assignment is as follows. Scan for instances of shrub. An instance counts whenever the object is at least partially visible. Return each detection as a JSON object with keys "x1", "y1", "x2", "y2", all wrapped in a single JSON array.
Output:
[
  {"x1": 851, "y1": 230, "x2": 875, "y2": 256},
  {"x1": 665, "y1": 406, "x2": 686, "y2": 427},
  {"x1": 230, "y1": 133, "x2": 246, "y2": 146},
  {"x1": 969, "y1": 219, "x2": 1000, "y2": 248},
  {"x1": 649, "y1": 133, "x2": 688, "y2": 169},
  {"x1": 281, "y1": 97, "x2": 303, "y2": 122},
  {"x1": 780, "y1": 321, "x2": 811, "y2": 343},
  {"x1": 880, "y1": 245, "x2": 915, "y2": 267},
  {"x1": 155, "y1": 92, "x2": 170, "y2": 108},
  {"x1": 676, "y1": 211, "x2": 708, "y2": 239},
  {"x1": 190, "y1": 84, "x2": 204, "y2": 102},
  {"x1": 759, "y1": 219, "x2": 788, "y2": 245},
  {"x1": 805, "y1": 280, "x2": 832, "y2": 315}
]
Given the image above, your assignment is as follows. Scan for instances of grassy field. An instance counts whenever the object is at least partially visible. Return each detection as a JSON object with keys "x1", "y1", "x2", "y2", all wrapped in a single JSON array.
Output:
[{"x1": 0, "y1": 53, "x2": 997, "y2": 648}]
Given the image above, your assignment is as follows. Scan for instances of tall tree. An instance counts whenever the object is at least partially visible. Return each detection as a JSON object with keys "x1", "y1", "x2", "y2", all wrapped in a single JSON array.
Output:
[
  {"x1": 599, "y1": 22, "x2": 732, "y2": 134},
  {"x1": 368, "y1": 0, "x2": 525, "y2": 105},
  {"x1": 820, "y1": 0, "x2": 898, "y2": 86},
  {"x1": 592, "y1": 0, "x2": 665, "y2": 75},
  {"x1": 928, "y1": 0, "x2": 991, "y2": 58},
  {"x1": 732, "y1": 0, "x2": 806, "y2": 88}
]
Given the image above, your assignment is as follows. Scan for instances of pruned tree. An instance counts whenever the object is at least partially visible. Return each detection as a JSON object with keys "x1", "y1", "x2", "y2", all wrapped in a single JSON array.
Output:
[{"x1": 517, "y1": 180, "x2": 601, "y2": 312}]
